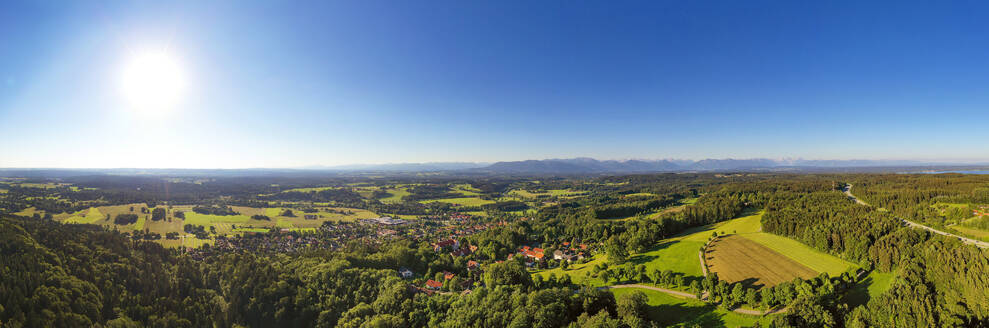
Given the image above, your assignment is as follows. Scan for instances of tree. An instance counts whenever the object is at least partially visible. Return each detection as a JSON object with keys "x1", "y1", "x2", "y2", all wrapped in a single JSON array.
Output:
[
  {"x1": 605, "y1": 238, "x2": 628, "y2": 265},
  {"x1": 616, "y1": 291, "x2": 648, "y2": 328},
  {"x1": 484, "y1": 261, "x2": 532, "y2": 287},
  {"x1": 151, "y1": 208, "x2": 166, "y2": 221}
]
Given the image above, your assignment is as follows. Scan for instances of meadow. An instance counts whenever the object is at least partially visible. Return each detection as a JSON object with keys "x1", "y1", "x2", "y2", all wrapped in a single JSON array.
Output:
[
  {"x1": 420, "y1": 197, "x2": 496, "y2": 206},
  {"x1": 43, "y1": 203, "x2": 381, "y2": 247},
  {"x1": 609, "y1": 287, "x2": 773, "y2": 327},
  {"x1": 532, "y1": 254, "x2": 607, "y2": 286},
  {"x1": 633, "y1": 209, "x2": 856, "y2": 289},
  {"x1": 506, "y1": 189, "x2": 588, "y2": 199},
  {"x1": 844, "y1": 271, "x2": 897, "y2": 306}
]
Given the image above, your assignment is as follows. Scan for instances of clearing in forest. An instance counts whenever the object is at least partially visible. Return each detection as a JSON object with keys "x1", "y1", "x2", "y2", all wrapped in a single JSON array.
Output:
[
  {"x1": 705, "y1": 235, "x2": 818, "y2": 288},
  {"x1": 610, "y1": 287, "x2": 772, "y2": 327}
]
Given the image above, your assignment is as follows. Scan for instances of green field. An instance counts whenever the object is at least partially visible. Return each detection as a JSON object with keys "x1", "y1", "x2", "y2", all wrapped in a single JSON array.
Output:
[
  {"x1": 182, "y1": 212, "x2": 252, "y2": 226},
  {"x1": 635, "y1": 210, "x2": 855, "y2": 287},
  {"x1": 507, "y1": 189, "x2": 587, "y2": 199},
  {"x1": 632, "y1": 211, "x2": 762, "y2": 281},
  {"x1": 632, "y1": 239, "x2": 706, "y2": 278},
  {"x1": 276, "y1": 218, "x2": 294, "y2": 228},
  {"x1": 233, "y1": 227, "x2": 269, "y2": 233},
  {"x1": 64, "y1": 207, "x2": 106, "y2": 224},
  {"x1": 47, "y1": 204, "x2": 379, "y2": 248},
  {"x1": 948, "y1": 225, "x2": 989, "y2": 241},
  {"x1": 420, "y1": 197, "x2": 496, "y2": 206},
  {"x1": 610, "y1": 287, "x2": 773, "y2": 327},
  {"x1": 533, "y1": 254, "x2": 608, "y2": 286},
  {"x1": 131, "y1": 216, "x2": 146, "y2": 231},
  {"x1": 281, "y1": 186, "x2": 338, "y2": 193},
  {"x1": 451, "y1": 184, "x2": 482, "y2": 196},
  {"x1": 845, "y1": 271, "x2": 897, "y2": 306},
  {"x1": 379, "y1": 188, "x2": 411, "y2": 203}
]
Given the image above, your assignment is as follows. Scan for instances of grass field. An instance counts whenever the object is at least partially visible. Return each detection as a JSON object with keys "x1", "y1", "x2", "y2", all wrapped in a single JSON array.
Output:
[
  {"x1": 636, "y1": 209, "x2": 855, "y2": 289},
  {"x1": 632, "y1": 239, "x2": 706, "y2": 278},
  {"x1": 532, "y1": 254, "x2": 607, "y2": 286},
  {"x1": 706, "y1": 235, "x2": 818, "y2": 288},
  {"x1": 845, "y1": 271, "x2": 897, "y2": 307},
  {"x1": 451, "y1": 184, "x2": 482, "y2": 196},
  {"x1": 610, "y1": 287, "x2": 773, "y2": 327},
  {"x1": 420, "y1": 197, "x2": 496, "y2": 206},
  {"x1": 281, "y1": 186, "x2": 338, "y2": 193},
  {"x1": 507, "y1": 189, "x2": 588, "y2": 199},
  {"x1": 379, "y1": 188, "x2": 410, "y2": 203},
  {"x1": 631, "y1": 211, "x2": 764, "y2": 281},
  {"x1": 46, "y1": 203, "x2": 379, "y2": 248},
  {"x1": 64, "y1": 207, "x2": 106, "y2": 224},
  {"x1": 681, "y1": 210, "x2": 763, "y2": 242},
  {"x1": 182, "y1": 212, "x2": 252, "y2": 226},
  {"x1": 947, "y1": 225, "x2": 989, "y2": 241}
]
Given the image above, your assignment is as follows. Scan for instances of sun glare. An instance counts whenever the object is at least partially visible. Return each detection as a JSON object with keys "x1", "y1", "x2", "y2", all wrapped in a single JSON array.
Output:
[{"x1": 119, "y1": 49, "x2": 186, "y2": 113}]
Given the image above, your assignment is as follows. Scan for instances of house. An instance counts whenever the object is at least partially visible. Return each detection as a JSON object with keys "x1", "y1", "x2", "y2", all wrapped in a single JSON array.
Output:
[
  {"x1": 443, "y1": 271, "x2": 456, "y2": 280},
  {"x1": 524, "y1": 250, "x2": 545, "y2": 260},
  {"x1": 553, "y1": 250, "x2": 572, "y2": 261},
  {"x1": 433, "y1": 239, "x2": 459, "y2": 252},
  {"x1": 399, "y1": 267, "x2": 414, "y2": 278},
  {"x1": 425, "y1": 279, "x2": 443, "y2": 289},
  {"x1": 467, "y1": 260, "x2": 479, "y2": 270}
]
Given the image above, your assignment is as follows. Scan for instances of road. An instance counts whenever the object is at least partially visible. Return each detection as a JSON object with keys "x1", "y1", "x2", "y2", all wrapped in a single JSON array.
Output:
[
  {"x1": 844, "y1": 184, "x2": 989, "y2": 249},
  {"x1": 602, "y1": 284, "x2": 787, "y2": 315}
]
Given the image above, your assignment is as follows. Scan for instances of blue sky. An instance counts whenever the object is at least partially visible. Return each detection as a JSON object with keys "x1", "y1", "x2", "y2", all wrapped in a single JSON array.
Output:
[{"x1": 2, "y1": 1, "x2": 989, "y2": 168}]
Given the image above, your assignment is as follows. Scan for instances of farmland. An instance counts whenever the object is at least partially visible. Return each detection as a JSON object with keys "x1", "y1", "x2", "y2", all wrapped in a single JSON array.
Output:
[
  {"x1": 705, "y1": 235, "x2": 818, "y2": 288},
  {"x1": 44, "y1": 203, "x2": 382, "y2": 247},
  {"x1": 740, "y1": 232, "x2": 857, "y2": 276}
]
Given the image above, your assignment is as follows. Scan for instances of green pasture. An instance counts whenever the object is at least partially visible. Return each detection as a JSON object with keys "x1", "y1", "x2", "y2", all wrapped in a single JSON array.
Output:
[
  {"x1": 610, "y1": 287, "x2": 773, "y2": 327},
  {"x1": 420, "y1": 197, "x2": 495, "y2": 206}
]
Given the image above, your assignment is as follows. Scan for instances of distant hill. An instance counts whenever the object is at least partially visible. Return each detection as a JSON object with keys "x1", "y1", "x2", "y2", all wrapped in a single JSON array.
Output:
[
  {"x1": 307, "y1": 162, "x2": 490, "y2": 172},
  {"x1": 477, "y1": 158, "x2": 988, "y2": 174},
  {"x1": 481, "y1": 158, "x2": 683, "y2": 174}
]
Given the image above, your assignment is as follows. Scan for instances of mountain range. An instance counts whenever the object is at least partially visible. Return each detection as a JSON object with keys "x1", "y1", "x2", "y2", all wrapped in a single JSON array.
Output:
[{"x1": 318, "y1": 158, "x2": 987, "y2": 174}]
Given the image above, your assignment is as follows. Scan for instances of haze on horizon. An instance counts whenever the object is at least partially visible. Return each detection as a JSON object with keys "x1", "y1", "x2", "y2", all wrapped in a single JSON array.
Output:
[{"x1": 3, "y1": 1, "x2": 989, "y2": 169}]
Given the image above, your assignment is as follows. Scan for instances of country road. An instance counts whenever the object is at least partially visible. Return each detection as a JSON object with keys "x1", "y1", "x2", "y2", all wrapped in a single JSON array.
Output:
[
  {"x1": 844, "y1": 184, "x2": 989, "y2": 249},
  {"x1": 602, "y1": 284, "x2": 787, "y2": 315}
]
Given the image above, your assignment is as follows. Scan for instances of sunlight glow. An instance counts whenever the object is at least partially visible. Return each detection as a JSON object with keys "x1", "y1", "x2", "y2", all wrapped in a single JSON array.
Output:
[{"x1": 119, "y1": 49, "x2": 186, "y2": 114}]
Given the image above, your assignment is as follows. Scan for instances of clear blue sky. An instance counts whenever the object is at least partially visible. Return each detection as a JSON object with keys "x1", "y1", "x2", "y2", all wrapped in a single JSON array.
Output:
[{"x1": 2, "y1": 1, "x2": 989, "y2": 168}]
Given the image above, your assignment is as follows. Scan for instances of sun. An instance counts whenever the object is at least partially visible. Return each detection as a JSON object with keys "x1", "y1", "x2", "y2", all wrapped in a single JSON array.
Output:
[{"x1": 119, "y1": 49, "x2": 186, "y2": 113}]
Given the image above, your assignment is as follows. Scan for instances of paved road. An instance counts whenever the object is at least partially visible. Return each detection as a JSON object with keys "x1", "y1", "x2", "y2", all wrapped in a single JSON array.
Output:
[
  {"x1": 602, "y1": 284, "x2": 787, "y2": 315},
  {"x1": 844, "y1": 184, "x2": 989, "y2": 249}
]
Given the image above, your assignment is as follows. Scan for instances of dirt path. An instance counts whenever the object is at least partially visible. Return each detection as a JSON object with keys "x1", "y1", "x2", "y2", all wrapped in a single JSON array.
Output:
[
  {"x1": 845, "y1": 184, "x2": 989, "y2": 249},
  {"x1": 698, "y1": 250, "x2": 708, "y2": 277},
  {"x1": 602, "y1": 284, "x2": 787, "y2": 315},
  {"x1": 605, "y1": 284, "x2": 698, "y2": 299}
]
